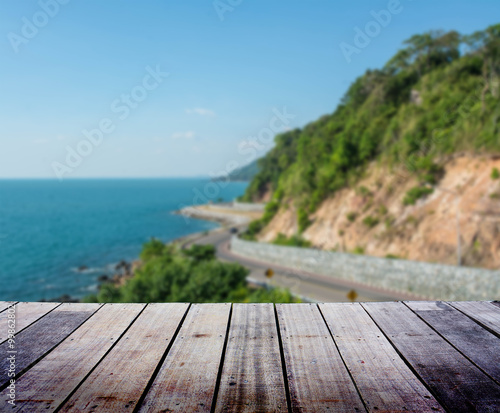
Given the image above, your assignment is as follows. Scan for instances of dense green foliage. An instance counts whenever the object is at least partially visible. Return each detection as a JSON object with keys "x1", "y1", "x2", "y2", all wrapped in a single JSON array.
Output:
[
  {"x1": 85, "y1": 240, "x2": 299, "y2": 303},
  {"x1": 242, "y1": 25, "x2": 500, "y2": 219},
  {"x1": 240, "y1": 130, "x2": 301, "y2": 202}
]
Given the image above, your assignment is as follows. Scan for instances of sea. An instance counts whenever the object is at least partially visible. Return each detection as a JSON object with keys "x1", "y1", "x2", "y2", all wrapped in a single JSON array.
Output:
[{"x1": 0, "y1": 179, "x2": 247, "y2": 302}]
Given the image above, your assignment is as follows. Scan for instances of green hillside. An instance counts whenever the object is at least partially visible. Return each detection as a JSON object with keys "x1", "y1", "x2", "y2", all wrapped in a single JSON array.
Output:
[
  {"x1": 212, "y1": 159, "x2": 259, "y2": 182},
  {"x1": 241, "y1": 25, "x2": 500, "y2": 234},
  {"x1": 229, "y1": 159, "x2": 260, "y2": 181}
]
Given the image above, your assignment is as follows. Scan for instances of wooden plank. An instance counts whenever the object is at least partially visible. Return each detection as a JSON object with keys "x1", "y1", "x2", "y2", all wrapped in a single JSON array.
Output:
[
  {"x1": 1, "y1": 303, "x2": 144, "y2": 411},
  {"x1": 214, "y1": 303, "x2": 288, "y2": 412},
  {"x1": 138, "y1": 303, "x2": 231, "y2": 412},
  {"x1": 0, "y1": 303, "x2": 101, "y2": 389},
  {"x1": 0, "y1": 302, "x2": 60, "y2": 344},
  {"x1": 320, "y1": 303, "x2": 444, "y2": 412},
  {"x1": 492, "y1": 301, "x2": 500, "y2": 309},
  {"x1": 407, "y1": 301, "x2": 500, "y2": 384},
  {"x1": 0, "y1": 302, "x2": 17, "y2": 314},
  {"x1": 58, "y1": 303, "x2": 188, "y2": 412},
  {"x1": 276, "y1": 303, "x2": 365, "y2": 412},
  {"x1": 363, "y1": 301, "x2": 500, "y2": 412},
  {"x1": 449, "y1": 301, "x2": 500, "y2": 337}
]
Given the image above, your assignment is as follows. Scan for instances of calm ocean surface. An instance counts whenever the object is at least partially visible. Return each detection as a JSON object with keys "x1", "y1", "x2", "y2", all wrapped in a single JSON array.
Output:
[{"x1": 0, "y1": 179, "x2": 247, "y2": 301}]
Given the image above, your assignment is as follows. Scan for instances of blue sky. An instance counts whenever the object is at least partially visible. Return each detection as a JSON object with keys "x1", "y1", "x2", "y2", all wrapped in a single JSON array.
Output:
[{"x1": 1, "y1": 0, "x2": 498, "y2": 178}]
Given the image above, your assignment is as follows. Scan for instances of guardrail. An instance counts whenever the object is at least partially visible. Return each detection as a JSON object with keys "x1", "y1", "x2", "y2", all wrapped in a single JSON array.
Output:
[{"x1": 231, "y1": 236, "x2": 500, "y2": 301}]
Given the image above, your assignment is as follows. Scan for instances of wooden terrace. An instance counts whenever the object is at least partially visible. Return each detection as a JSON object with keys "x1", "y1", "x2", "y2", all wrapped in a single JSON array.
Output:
[{"x1": 1, "y1": 301, "x2": 500, "y2": 412}]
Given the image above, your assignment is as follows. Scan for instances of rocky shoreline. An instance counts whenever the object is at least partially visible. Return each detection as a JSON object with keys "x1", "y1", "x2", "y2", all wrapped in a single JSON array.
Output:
[{"x1": 39, "y1": 259, "x2": 141, "y2": 303}]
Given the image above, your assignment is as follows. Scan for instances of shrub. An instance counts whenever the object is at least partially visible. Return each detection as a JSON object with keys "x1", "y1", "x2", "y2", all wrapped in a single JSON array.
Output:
[
  {"x1": 403, "y1": 186, "x2": 434, "y2": 205},
  {"x1": 377, "y1": 205, "x2": 388, "y2": 215},
  {"x1": 492, "y1": 168, "x2": 500, "y2": 180},
  {"x1": 356, "y1": 186, "x2": 372, "y2": 197},
  {"x1": 183, "y1": 244, "x2": 216, "y2": 262},
  {"x1": 346, "y1": 212, "x2": 358, "y2": 222},
  {"x1": 87, "y1": 241, "x2": 298, "y2": 304},
  {"x1": 140, "y1": 238, "x2": 168, "y2": 261},
  {"x1": 385, "y1": 254, "x2": 400, "y2": 259},
  {"x1": 362, "y1": 216, "x2": 380, "y2": 228},
  {"x1": 353, "y1": 246, "x2": 365, "y2": 254},
  {"x1": 297, "y1": 208, "x2": 311, "y2": 233},
  {"x1": 273, "y1": 233, "x2": 312, "y2": 248}
]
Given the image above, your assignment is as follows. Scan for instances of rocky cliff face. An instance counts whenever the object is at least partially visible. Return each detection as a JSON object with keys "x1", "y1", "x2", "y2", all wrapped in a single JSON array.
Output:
[{"x1": 258, "y1": 154, "x2": 500, "y2": 269}]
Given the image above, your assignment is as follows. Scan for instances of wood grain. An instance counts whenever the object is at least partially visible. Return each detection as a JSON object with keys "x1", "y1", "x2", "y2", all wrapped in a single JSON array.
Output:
[
  {"x1": 138, "y1": 303, "x2": 231, "y2": 413},
  {"x1": 407, "y1": 301, "x2": 500, "y2": 384},
  {"x1": 1, "y1": 303, "x2": 143, "y2": 412},
  {"x1": 0, "y1": 303, "x2": 101, "y2": 389},
  {"x1": 0, "y1": 302, "x2": 60, "y2": 344},
  {"x1": 0, "y1": 302, "x2": 16, "y2": 313},
  {"x1": 320, "y1": 303, "x2": 444, "y2": 412},
  {"x1": 363, "y1": 301, "x2": 500, "y2": 412},
  {"x1": 276, "y1": 303, "x2": 365, "y2": 412},
  {"x1": 214, "y1": 303, "x2": 288, "y2": 412},
  {"x1": 58, "y1": 303, "x2": 188, "y2": 412},
  {"x1": 449, "y1": 301, "x2": 500, "y2": 337}
]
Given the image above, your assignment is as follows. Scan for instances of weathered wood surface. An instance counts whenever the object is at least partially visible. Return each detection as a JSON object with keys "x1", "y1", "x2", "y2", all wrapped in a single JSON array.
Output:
[
  {"x1": 1, "y1": 301, "x2": 500, "y2": 412},
  {"x1": 450, "y1": 300, "x2": 500, "y2": 337},
  {"x1": 0, "y1": 302, "x2": 60, "y2": 344},
  {"x1": 139, "y1": 303, "x2": 231, "y2": 413},
  {"x1": 215, "y1": 303, "x2": 288, "y2": 412},
  {"x1": 277, "y1": 303, "x2": 365, "y2": 412},
  {"x1": 406, "y1": 301, "x2": 500, "y2": 384},
  {"x1": 320, "y1": 303, "x2": 443, "y2": 412},
  {"x1": 4, "y1": 304, "x2": 144, "y2": 412},
  {"x1": 363, "y1": 301, "x2": 500, "y2": 412},
  {"x1": 0, "y1": 303, "x2": 101, "y2": 390},
  {"x1": 58, "y1": 303, "x2": 189, "y2": 412},
  {"x1": 0, "y1": 302, "x2": 17, "y2": 314}
]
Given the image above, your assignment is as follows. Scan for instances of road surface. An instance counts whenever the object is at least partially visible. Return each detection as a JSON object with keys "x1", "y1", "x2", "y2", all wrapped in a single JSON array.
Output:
[{"x1": 188, "y1": 227, "x2": 419, "y2": 303}]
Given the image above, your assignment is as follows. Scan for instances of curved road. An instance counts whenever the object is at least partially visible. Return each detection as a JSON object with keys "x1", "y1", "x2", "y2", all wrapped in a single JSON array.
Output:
[{"x1": 189, "y1": 227, "x2": 420, "y2": 303}]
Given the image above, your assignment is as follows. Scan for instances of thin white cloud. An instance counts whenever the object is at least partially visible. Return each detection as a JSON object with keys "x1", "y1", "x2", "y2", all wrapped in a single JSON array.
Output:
[
  {"x1": 171, "y1": 131, "x2": 195, "y2": 140},
  {"x1": 186, "y1": 107, "x2": 216, "y2": 117}
]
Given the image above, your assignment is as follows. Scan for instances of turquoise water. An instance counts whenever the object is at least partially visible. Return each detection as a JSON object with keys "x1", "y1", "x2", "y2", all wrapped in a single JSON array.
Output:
[{"x1": 0, "y1": 179, "x2": 247, "y2": 301}]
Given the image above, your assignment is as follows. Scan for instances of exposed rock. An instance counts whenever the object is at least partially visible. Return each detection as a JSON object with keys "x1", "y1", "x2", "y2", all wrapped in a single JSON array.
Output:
[
  {"x1": 258, "y1": 154, "x2": 500, "y2": 269},
  {"x1": 410, "y1": 89, "x2": 423, "y2": 106}
]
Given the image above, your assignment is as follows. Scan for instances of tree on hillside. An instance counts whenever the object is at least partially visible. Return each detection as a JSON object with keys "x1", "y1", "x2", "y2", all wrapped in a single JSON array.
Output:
[{"x1": 465, "y1": 24, "x2": 500, "y2": 108}]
